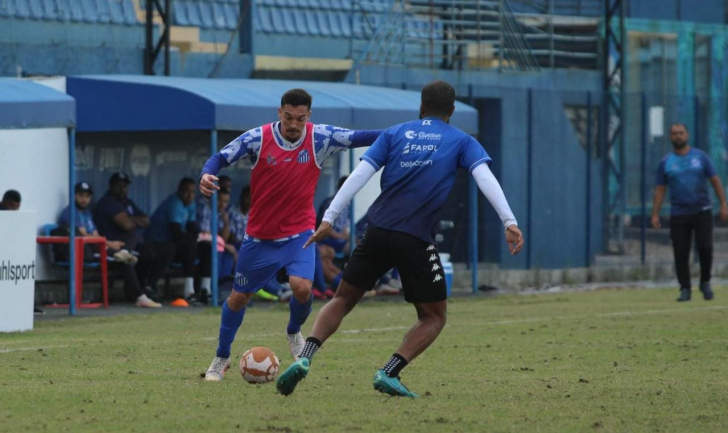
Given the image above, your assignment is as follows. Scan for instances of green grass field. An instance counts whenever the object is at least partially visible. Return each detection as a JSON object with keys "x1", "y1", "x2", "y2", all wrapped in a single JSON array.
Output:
[{"x1": 2, "y1": 287, "x2": 728, "y2": 433}]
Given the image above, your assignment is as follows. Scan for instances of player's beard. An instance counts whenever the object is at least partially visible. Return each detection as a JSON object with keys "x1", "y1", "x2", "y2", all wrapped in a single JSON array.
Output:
[{"x1": 672, "y1": 140, "x2": 688, "y2": 150}]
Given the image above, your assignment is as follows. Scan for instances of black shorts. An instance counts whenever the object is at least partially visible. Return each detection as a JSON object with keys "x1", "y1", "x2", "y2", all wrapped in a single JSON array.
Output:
[{"x1": 342, "y1": 227, "x2": 447, "y2": 303}]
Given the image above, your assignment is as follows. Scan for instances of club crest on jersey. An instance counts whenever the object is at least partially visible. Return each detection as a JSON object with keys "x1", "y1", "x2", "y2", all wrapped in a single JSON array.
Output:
[
  {"x1": 297, "y1": 149, "x2": 310, "y2": 164},
  {"x1": 267, "y1": 153, "x2": 277, "y2": 165}
]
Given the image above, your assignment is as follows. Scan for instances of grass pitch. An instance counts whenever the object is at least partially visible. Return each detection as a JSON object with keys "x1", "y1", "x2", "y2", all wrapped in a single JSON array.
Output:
[{"x1": 1, "y1": 287, "x2": 728, "y2": 432}]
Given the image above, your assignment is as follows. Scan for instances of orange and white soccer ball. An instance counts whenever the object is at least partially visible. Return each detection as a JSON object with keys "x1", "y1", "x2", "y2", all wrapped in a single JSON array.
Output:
[{"x1": 239, "y1": 347, "x2": 280, "y2": 384}]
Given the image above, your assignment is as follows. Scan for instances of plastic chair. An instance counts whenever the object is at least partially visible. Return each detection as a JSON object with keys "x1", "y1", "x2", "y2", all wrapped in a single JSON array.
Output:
[{"x1": 40, "y1": 224, "x2": 109, "y2": 308}]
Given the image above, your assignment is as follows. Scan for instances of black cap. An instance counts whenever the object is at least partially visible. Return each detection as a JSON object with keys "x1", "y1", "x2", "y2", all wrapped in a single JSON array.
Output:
[
  {"x1": 75, "y1": 182, "x2": 93, "y2": 194},
  {"x1": 109, "y1": 172, "x2": 131, "y2": 185}
]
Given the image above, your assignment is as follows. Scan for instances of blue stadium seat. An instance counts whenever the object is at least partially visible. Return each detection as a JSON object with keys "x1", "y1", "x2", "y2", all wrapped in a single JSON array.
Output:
[
  {"x1": 95, "y1": 0, "x2": 112, "y2": 23},
  {"x1": 212, "y1": 1, "x2": 227, "y2": 29},
  {"x1": 326, "y1": 10, "x2": 341, "y2": 36},
  {"x1": 272, "y1": 0, "x2": 285, "y2": 7},
  {"x1": 293, "y1": 9, "x2": 308, "y2": 34},
  {"x1": 186, "y1": 1, "x2": 202, "y2": 26},
  {"x1": 256, "y1": 6, "x2": 273, "y2": 33},
  {"x1": 338, "y1": 11, "x2": 350, "y2": 37},
  {"x1": 173, "y1": 0, "x2": 190, "y2": 25},
  {"x1": 28, "y1": 0, "x2": 43, "y2": 19},
  {"x1": 198, "y1": 1, "x2": 214, "y2": 28},
  {"x1": 314, "y1": 10, "x2": 330, "y2": 36},
  {"x1": 317, "y1": 0, "x2": 331, "y2": 9},
  {"x1": 79, "y1": 0, "x2": 97, "y2": 21},
  {"x1": 258, "y1": 0, "x2": 275, "y2": 7},
  {"x1": 304, "y1": 10, "x2": 319, "y2": 36},
  {"x1": 65, "y1": 0, "x2": 84, "y2": 21},
  {"x1": 108, "y1": 0, "x2": 125, "y2": 24},
  {"x1": 283, "y1": 0, "x2": 297, "y2": 7},
  {"x1": 0, "y1": 0, "x2": 15, "y2": 17},
  {"x1": 121, "y1": 0, "x2": 137, "y2": 25},
  {"x1": 351, "y1": 12, "x2": 363, "y2": 38},
  {"x1": 306, "y1": 0, "x2": 321, "y2": 8},
  {"x1": 328, "y1": 0, "x2": 343, "y2": 10},
  {"x1": 339, "y1": 0, "x2": 351, "y2": 10},
  {"x1": 14, "y1": 0, "x2": 30, "y2": 18},
  {"x1": 280, "y1": 9, "x2": 297, "y2": 34},
  {"x1": 41, "y1": 0, "x2": 57, "y2": 20},
  {"x1": 223, "y1": 3, "x2": 237, "y2": 30}
]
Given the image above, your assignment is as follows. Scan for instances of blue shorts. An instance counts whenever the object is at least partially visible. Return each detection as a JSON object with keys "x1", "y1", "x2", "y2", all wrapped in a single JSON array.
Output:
[{"x1": 233, "y1": 230, "x2": 315, "y2": 293}]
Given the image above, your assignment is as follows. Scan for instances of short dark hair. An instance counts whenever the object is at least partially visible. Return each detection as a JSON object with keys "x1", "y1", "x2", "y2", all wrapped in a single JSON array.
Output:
[
  {"x1": 219, "y1": 187, "x2": 230, "y2": 196},
  {"x1": 219, "y1": 175, "x2": 231, "y2": 183},
  {"x1": 337, "y1": 176, "x2": 348, "y2": 190},
  {"x1": 239, "y1": 186, "x2": 250, "y2": 202},
  {"x1": 2, "y1": 189, "x2": 21, "y2": 203},
  {"x1": 670, "y1": 122, "x2": 689, "y2": 132},
  {"x1": 421, "y1": 80, "x2": 456, "y2": 116},
  {"x1": 281, "y1": 89, "x2": 312, "y2": 109},
  {"x1": 178, "y1": 177, "x2": 195, "y2": 191}
]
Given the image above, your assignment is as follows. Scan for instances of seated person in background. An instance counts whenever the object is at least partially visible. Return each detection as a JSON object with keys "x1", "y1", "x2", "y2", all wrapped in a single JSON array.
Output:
[
  {"x1": 218, "y1": 175, "x2": 233, "y2": 201},
  {"x1": 313, "y1": 176, "x2": 351, "y2": 299},
  {"x1": 59, "y1": 181, "x2": 161, "y2": 308},
  {"x1": 147, "y1": 177, "x2": 212, "y2": 303},
  {"x1": 197, "y1": 187, "x2": 237, "y2": 281},
  {"x1": 0, "y1": 189, "x2": 21, "y2": 210},
  {"x1": 227, "y1": 186, "x2": 250, "y2": 249},
  {"x1": 0, "y1": 190, "x2": 44, "y2": 313},
  {"x1": 95, "y1": 172, "x2": 174, "y2": 298}
]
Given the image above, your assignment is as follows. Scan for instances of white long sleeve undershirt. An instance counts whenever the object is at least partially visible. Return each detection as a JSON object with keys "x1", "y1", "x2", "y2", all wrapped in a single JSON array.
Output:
[{"x1": 471, "y1": 163, "x2": 518, "y2": 229}]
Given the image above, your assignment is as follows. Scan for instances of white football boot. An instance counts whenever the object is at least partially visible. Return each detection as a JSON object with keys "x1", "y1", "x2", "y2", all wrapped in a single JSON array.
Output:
[
  {"x1": 204, "y1": 357, "x2": 231, "y2": 381},
  {"x1": 286, "y1": 332, "x2": 305, "y2": 361}
]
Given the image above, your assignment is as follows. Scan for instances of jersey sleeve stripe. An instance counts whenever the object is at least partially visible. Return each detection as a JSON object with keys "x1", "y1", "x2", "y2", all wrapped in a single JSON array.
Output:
[
  {"x1": 469, "y1": 157, "x2": 491, "y2": 173},
  {"x1": 360, "y1": 156, "x2": 381, "y2": 171}
]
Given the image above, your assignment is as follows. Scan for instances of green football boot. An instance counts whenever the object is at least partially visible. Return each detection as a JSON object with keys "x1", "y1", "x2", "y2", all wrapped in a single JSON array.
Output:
[
  {"x1": 372, "y1": 370, "x2": 418, "y2": 398},
  {"x1": 276, "y1": 358, "x2": 309, "y2": 396}
]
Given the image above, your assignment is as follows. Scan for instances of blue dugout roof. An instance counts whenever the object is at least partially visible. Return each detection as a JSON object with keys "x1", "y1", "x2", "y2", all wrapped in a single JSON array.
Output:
[
  {"x1": 67, "y1": 75, "x2": 478, "y2": 134},
  {"x1": 0, "y1": 79, "x2": 76, "y2": 129}
]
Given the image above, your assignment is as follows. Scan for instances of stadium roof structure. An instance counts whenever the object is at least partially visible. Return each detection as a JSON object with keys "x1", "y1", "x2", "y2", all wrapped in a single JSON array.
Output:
[
  {"x1": 67, "y1": 75, "x2": 478, "y2": 134},
  {"x1": 0, "y1": 79, "x2": 76, "y2": 129}
]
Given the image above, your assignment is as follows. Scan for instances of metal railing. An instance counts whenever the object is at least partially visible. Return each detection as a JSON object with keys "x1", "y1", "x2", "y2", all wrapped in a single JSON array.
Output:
[{"x1": 350, "y1": 0, "x2": 541, "y2": 73}]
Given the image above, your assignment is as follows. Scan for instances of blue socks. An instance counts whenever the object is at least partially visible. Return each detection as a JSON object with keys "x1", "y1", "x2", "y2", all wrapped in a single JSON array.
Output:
[
  {"x1": 286, "y1": 294, "x2": 313, "y2": 335},
  {"x1": 216, "y1": 301, "x2": 246, "y2": 359}
]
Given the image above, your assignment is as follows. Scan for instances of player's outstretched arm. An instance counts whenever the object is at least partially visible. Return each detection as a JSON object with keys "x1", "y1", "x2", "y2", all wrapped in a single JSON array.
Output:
[
  {"x1": 303, "y1": 161, "x2": 378, "y2": 248},
  {"x1": 471, "y1": 163, "x2": 524, "y2": 255}
]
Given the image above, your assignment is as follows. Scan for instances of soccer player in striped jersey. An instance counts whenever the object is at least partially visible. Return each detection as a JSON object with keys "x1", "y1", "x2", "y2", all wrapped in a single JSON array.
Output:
[{"x1": 199, "y1": 88, "x2": 381, "y2": 381}]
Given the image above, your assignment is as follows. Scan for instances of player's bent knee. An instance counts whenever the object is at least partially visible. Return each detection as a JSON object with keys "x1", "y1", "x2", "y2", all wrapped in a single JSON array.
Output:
[
  {"x1": 289, "y1": 276, "x2": 313, "y2": 301},
  {"x1": 226, "y1": 291, "x2": 250, "y2": 311}
]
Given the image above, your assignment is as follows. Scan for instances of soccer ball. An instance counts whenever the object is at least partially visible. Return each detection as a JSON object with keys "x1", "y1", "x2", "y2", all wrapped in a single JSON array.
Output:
[{"x1": 239, "y1": 347, "x2": 280, "y2": 384}]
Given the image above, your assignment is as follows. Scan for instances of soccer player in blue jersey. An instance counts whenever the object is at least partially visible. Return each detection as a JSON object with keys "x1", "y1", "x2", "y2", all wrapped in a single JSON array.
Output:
[
  {"x1": 276, "y1": 80, "x2": 524, "y2": 397},
  {"x1": 651, "y1": 123, "x2": 728, "y2": 302},
  {"x1": 198, "y1": 89, "x2": 381, "y2": 381}
]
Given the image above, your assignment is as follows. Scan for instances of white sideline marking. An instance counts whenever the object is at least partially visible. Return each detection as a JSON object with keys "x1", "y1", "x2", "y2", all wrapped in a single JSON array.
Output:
[
  {"x1": 476, "y1": 305, "x2": 728, "y2": 327},
  {"x1": 199, "y1": 326, "x2": 411, "y2": 341},
  {"x1": 0, "y1": 345, "x2": 69, "y2": 354}
]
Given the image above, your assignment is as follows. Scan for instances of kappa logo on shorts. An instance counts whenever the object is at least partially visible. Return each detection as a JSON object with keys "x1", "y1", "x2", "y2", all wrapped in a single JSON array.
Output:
[
  {"x1": 429, "y1": 254, "x2": 437, "y2": 262},
  {"x1": 433, "y1": 274, "x2": 443, "y2": 282},
  {"x1": 235, "y1": 272, "x2": 248, "y2": 287},
  {"x1": 431, "y1": 263, "x2": 441, "y2": 272},
  {"x1": 427, "y1": 244, "x2": 436, "y2": 251}
]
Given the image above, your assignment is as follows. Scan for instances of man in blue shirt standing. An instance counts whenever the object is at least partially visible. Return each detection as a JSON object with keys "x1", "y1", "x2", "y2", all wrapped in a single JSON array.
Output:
[
  {"x1": 651, "y1": 123, "x2": 728, "y2": 302},
  {"x1": 277, "y1": 80, "x2": 524, "y2": 398}
]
